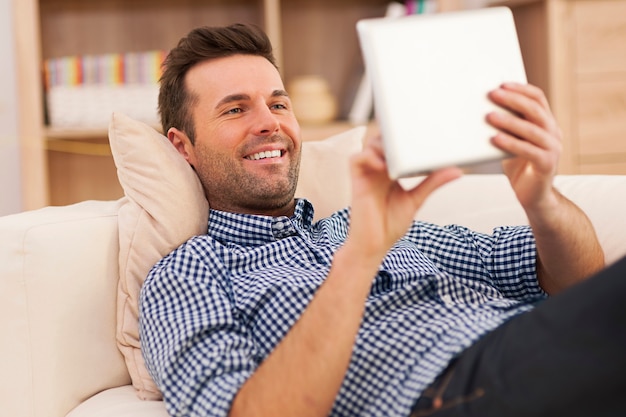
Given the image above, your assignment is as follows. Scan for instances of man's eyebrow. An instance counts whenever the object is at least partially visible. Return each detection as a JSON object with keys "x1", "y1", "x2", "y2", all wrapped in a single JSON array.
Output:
[
  {"x1": 215, "y1": 94, "x2": 251, "y2": 110},
  {"x1": 214, "y1": 90, "x2": 289, "y2": 110},
  {"x1": 272, "y1": 89, "x2": 289, "y2": 98}
]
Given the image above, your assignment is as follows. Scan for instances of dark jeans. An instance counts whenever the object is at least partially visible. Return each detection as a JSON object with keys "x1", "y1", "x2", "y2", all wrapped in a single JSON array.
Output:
[{"x1": 411, "y1": 256, "x2": 626, "y2": 417}]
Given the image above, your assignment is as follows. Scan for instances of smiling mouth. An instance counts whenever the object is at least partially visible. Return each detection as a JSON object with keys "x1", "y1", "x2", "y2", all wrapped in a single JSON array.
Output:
[{"x1": 245, "y1": 150, "x2": 283, "y2": 161}]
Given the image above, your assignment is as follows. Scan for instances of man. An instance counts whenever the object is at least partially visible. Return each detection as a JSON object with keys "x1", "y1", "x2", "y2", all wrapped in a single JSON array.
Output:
[{"x1": 140, "y1": 24, "x2": 624, "y2": 417}]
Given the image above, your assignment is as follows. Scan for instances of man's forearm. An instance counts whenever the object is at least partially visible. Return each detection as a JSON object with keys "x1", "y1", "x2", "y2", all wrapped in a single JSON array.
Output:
[
  {"x1": 229, "y1": 240, "x2": 381, "y2": 417},
  {"x1": 530, "y1": 188, "x2": 605, "y2": 295}
]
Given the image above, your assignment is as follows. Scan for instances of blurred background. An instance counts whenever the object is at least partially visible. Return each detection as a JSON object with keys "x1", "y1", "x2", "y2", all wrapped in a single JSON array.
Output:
[{"x1": 3, "y1": 0, "x2": 625, "y2": 215}]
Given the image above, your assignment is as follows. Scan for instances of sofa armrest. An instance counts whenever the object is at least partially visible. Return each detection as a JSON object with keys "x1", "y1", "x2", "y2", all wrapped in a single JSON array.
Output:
[{"x1": 0, "y1": 200, "x2": 131, "y2": 417}]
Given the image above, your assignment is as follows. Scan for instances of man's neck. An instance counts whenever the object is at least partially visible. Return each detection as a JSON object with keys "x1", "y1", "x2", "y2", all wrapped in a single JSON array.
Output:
[{"x1": 210, "y1": 199, "x2": 297, "y2": 218}]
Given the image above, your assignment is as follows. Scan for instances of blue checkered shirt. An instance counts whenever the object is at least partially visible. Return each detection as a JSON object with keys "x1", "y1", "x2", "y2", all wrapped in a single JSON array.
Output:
[{"x1": 140, "y1": 198, "x2": 544, "y2": 417}]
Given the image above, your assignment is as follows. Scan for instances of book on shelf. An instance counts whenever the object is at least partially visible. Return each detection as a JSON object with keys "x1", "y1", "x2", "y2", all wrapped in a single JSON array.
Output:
[{"x1": 43, "y1": 51, "x2": 168, "y2": 129}]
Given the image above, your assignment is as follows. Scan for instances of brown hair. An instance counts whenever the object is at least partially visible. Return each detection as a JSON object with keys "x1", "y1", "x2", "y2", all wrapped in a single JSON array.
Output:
[{"x1": 158, "y1": 24, "x2": 277, "y2": 144}]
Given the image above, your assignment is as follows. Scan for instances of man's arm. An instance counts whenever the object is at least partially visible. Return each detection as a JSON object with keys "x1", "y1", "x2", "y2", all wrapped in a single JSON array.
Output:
[
  {"x1": 230, "y1": 141, "x2": 461, "y2": 417},
  {"x1": 487, "y1": 83, "x2": 605, "y2": 294},
  {"x1": 527, "y1": 188, "x2": 604, "y2": 294}
]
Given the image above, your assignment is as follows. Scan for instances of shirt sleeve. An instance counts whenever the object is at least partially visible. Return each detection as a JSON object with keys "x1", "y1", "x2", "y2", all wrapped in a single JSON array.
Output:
[
  {"x1": 140, "y1": 237, "x2": 257, "y2": 417},
  {"x1": 407, "y1": 222, "x2": 545, "y2": 301}
]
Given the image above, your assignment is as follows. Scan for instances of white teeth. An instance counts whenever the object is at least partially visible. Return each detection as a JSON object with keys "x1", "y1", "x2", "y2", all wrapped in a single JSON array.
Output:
[{"x1": 247, "y1": 150, "x2": 282, "y2": 160}]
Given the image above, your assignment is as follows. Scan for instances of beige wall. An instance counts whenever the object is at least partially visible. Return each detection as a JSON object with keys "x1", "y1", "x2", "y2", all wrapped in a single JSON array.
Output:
[{"x1": 0, "y1": 0, "x2": 22, "y2": 215}]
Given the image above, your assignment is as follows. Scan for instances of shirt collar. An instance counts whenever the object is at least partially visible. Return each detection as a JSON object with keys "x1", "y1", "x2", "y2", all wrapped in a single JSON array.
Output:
[{"x1": 207, "y1": 199, "x2": 315, "y2": 246}]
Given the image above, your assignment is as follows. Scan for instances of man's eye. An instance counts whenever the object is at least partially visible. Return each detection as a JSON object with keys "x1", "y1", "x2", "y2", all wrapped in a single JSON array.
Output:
[
  {"x1": 226, "y1": 107, "x2": 243, "y2": 114},
  {"x1": 271, "y1": 103, "x2": 287, "y2": 110}
]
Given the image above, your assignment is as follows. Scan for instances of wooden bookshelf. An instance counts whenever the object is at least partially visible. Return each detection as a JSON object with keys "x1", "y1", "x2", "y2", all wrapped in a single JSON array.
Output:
[
  {"x1": 489, "y1": 0, "x2": 626, "y2": 174},
  {"x1": 15, "y1": 0, "x2": 466, "y2": 208}
]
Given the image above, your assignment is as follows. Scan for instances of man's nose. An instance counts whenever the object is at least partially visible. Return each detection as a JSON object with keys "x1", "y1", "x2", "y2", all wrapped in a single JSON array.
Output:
[{"x1": 253, "y1": 106, "x2": 280, "y2": 136}]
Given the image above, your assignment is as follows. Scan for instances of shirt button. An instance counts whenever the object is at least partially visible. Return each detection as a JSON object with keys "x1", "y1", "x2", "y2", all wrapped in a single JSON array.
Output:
[
  {"x1": 441, "y1": 295, "x2": 453, "y2": 306},
  {"x1": 274, "y1": 222, "x2": 285, "y2": 231}
]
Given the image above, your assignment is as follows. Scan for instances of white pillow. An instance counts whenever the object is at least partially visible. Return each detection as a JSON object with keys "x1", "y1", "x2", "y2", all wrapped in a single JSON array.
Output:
[
  {"x1": 109, "y1": 112, "x2": 365, "y2": 399},
  {"x1": 296, "y1": 126, "x2": 366, "y2": 220}
]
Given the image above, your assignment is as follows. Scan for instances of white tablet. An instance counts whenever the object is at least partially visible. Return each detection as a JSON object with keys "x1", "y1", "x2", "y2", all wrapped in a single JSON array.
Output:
[{"x1": 357, "y1": 7, "x2": 527, "y2": 178}]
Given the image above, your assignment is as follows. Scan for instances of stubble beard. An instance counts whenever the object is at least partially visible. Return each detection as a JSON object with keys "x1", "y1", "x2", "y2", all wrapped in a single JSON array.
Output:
[
  {"x1": 199, "y1": 152, "x2": 301, "y2": 214},
  {"x1": 235, "y1": 162, "x2": 300, "y2": 212}
]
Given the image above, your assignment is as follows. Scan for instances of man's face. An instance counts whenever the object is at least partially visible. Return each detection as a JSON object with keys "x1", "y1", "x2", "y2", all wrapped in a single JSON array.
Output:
[{"x1": 173, "y1": 54, "x2": 302, "y2": 216}]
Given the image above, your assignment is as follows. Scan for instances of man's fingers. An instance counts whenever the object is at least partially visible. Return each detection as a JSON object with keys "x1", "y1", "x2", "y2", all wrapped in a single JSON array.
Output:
[{"x1": 487, "y1": 83, "x2": 560, "y2": 139}]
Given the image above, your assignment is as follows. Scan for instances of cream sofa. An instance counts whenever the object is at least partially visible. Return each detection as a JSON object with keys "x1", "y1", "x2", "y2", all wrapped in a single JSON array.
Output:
[{"x1": 2, "y1": 123, "x2": 626, "y2": 417}]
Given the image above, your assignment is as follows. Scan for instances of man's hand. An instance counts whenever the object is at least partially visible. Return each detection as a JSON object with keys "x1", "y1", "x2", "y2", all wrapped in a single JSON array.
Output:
[
  {"x1": 487, "y1": 82, "x2": 604, "y2": 293},
  {"x1": 346, "y1": 135, "x2": 462, "y2": 269},
  {"x1": 486, "y1": 82, "x2": 562, "y2": 214}
]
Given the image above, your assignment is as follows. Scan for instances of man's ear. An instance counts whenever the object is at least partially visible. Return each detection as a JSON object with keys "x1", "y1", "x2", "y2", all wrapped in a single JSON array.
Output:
[{"x1": 167, "y1": 127, "x2": 195, "y2": 165}]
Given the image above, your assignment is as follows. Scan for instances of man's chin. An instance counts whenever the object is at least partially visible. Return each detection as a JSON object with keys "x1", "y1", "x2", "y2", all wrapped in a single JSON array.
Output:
[{"x1": 247, "y1": 194, "x2": 295, "y2": 212}]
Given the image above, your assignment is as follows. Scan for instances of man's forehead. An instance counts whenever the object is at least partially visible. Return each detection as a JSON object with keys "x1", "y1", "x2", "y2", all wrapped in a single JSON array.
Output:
[
  {"x1": 187, "y1": 55, "x2": 282, "y2": 87},
  {"x1": 185, "y1": 55, "x2": 285, "y2": 108}
]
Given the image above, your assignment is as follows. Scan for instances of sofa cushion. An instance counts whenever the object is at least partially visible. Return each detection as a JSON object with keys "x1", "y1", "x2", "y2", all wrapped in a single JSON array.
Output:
[
  {"x1": 66, "y1": 386, "x2": 168, "y2": 417},
  {"x1": 0, "y1": 200, "x2": 130, "y2": 417},
  {"x1": 417, "y1": 174, "x2": 626, "y2": 265},
  {"x1": 108, "y1": 112, "x2": 365, "y2": 399}
]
